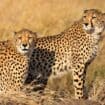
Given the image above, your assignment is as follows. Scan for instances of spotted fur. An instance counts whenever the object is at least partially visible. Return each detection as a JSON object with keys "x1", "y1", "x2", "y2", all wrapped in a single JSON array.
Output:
[
  {"x1": 27, "y1": 9, "x2": 105, "y2": 99},
  {"x1": 0, "y1": 29, "x2": 37, "y2": 93}
]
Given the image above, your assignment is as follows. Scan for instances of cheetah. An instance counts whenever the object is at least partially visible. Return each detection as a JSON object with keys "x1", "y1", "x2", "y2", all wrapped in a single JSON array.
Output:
[
  {"x1": 0, "y1": 29, "x2": 37, "y2": 93},
  {"x1": 26, "y1": 9, "x2": 105, "y2": 99}
]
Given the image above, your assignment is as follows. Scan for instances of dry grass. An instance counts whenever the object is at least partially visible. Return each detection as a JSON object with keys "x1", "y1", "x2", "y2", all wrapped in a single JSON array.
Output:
[
  {"x1": 0, "y1": 90, "x2": 101, "y2": 105},
  {"x1": 0, "y1": 0, "x2": 105, "y2": 104},
  {"x1": 0, "y1": 0, "x2": 105, "y2": 39},
  {"x1": 0, "y1": 92, "x2": 40, "y2": 105}
]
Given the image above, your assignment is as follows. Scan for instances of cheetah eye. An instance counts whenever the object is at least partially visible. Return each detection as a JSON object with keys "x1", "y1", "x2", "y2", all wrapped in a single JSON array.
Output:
[
  {"x1": 18, "y1": 37, "x2": 22, "y2": 39},
  {"x1": 102, "y1": 20, "x2": 105, "y2": 23},
  {"x1": 28, "y1": 37, "x2": 33, "y2": 39},
  {"x1": 92, "y1": 15, "x2": 97, "y2": 19},
  {"x1": 83, "y1": 15, "x2": 86, "y2": 18}
]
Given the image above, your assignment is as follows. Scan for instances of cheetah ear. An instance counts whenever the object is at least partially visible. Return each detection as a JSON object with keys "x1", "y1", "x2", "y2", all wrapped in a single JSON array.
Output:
[
  {"x1": 11, "y1": 31, "x2": 17, "y2": 38},
  {"x1": 34, "y1": 32, "x2": 37, "y2": 36},
  {"x1": 14, "y1": 32, "x2": 17, "y2": 34},
  {"x1": 102, "y1": 13, "x2": 105, "y2": 17},
  {"x1": 33, "y1": 32, "x2": 38, "y2": 40},
  {"x1": 84, "y1": 9, "x2": 88, "y2": 13},
  {"x1": 12, "y1": 31, "x2": 17, "y2": 36},
  {"x1": 102, "y1": 13, "x2": 105, "y2": 22}
]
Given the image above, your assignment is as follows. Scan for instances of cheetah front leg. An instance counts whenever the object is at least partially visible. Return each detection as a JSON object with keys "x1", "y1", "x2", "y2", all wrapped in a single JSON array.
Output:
[{"x1": 72, "y1": 64, "x2": 86, "y2": 99}]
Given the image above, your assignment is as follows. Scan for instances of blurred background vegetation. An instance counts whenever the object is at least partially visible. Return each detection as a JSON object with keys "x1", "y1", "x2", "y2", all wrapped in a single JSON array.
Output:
[
  {"x1": 1, "y1": 0, "x2": 105, "y2": 39},
  {"x1": 0, "y1": 0, "x2": 105, "y2": 102}
]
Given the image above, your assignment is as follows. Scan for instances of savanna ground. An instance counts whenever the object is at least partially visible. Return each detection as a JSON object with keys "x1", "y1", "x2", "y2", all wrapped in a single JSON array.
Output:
[{"x1": 0, "y1": 0, "x2": 105, "y2": 105}]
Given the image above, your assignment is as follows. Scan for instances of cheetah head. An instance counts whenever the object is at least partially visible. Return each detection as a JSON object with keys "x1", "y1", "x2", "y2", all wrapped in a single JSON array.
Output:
[
  {"x1": 13, "y1": 29, "x2": 37, "y2": 55},
  {"x1": 82, "y1": 9, "x2": 105, "y2": 34}
]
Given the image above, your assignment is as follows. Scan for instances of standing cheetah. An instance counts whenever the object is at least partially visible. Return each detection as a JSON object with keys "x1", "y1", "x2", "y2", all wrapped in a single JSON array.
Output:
[
  {"x1": 27, "y1": 9, "x2": 105, "y2": 99},
  {"x1": 0, "y1": 29, "x2": 37, "y2": 93}
]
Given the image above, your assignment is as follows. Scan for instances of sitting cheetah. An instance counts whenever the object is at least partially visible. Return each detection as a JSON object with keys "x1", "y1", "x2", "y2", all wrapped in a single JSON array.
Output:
[
  {"x1": 26, "y1": 9, "x2": 105, "y2": 99},
  {"x1": 0, "y1": 29, "x2": 37, "y2": 93}
]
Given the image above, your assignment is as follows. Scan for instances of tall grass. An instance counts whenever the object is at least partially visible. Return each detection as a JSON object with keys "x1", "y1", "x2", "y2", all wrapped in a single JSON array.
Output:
[{"x1": 0, "y1": 0, "x2": 105, "y2": 39}]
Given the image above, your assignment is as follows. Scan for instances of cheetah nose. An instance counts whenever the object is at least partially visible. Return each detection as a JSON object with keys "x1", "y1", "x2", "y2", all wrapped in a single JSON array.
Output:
[
  {"x1": 22, "y1": 44, "x2": 27, "y2": 47},
  {"x1": 84, "y1": 23, "x2": 88, "y2": 26}
]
